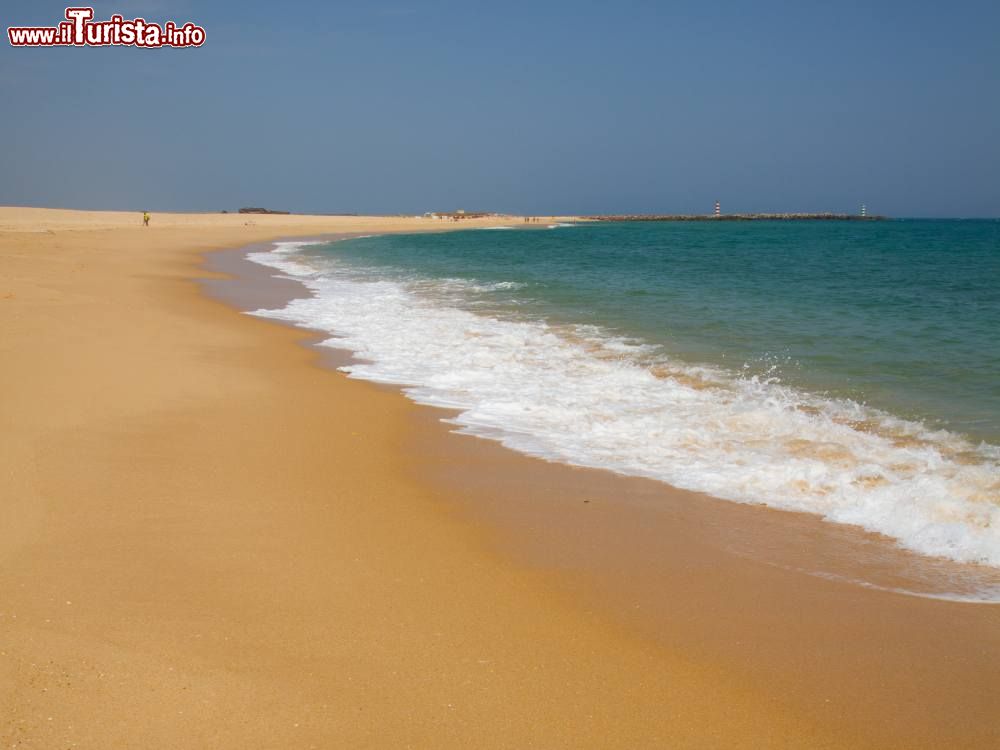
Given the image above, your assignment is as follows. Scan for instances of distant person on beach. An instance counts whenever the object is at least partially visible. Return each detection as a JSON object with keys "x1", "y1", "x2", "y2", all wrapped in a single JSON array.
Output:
[{"x1": 142, "y1": 211, "x2": 150, "y2": 227}]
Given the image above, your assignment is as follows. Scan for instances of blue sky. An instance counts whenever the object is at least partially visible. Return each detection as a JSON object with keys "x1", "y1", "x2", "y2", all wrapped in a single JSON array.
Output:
[{"x1": 2, "y1": 0, "x2": 998, "y2": 216}]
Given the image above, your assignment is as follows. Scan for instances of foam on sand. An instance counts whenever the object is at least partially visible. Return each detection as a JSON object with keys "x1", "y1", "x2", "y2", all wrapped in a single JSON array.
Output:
[{"x1": 248, "y1": 241, "x2": 1000, "y2": 571}]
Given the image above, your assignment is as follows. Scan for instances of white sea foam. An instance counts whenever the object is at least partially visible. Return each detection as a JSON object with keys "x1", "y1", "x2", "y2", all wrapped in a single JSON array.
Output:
[
  {"x1": 803, "y1": 570, "x2": 1000, "y2": 605},
  {"x1": 269, "y1": 240, "x2": 328, "y2": 253},
  {"x1": 248, "y1": 241, "x2": 1000, "y2": 569},
  {"x1": 468, "y1": 280, "x2": 527, "y2": 292}
]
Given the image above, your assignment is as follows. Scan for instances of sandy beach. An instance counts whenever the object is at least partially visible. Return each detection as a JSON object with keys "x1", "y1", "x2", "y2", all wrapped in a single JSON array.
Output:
[{"x1": 2, "y1": 207, "x2": 999, "y2": 749}]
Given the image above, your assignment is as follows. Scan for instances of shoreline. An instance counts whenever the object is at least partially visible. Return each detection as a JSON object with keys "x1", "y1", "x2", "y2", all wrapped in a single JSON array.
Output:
[
  {"x1": 3, "y1": 208, "x2": 999, "y2": 748},
  {"x1": 586, "y1": 213, "x2": 887, "y2": 221},
  {"x1": 209, "y1": 235, "x2": 1000, "y2": 746},
  {"x1": 231, "y1": 234, "x2": 1000, "y2": 587}
]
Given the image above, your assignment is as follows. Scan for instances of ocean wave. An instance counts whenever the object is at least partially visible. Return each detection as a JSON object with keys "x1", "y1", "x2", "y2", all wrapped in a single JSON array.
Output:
[
  {"x1": 270, "y1": 240, "x2": 328, "y2": 254},
  {"x1": 469, "y1": 280, "x2": 527, "y2": 293},
  {"x1": 248, "y1": 241, "x2": 1000, "y2": 569}
]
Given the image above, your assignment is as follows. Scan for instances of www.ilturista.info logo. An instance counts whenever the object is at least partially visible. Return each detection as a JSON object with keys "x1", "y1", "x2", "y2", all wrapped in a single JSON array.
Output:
[{"x1": 8, "y1": 7, "x2": 206, "y2": 48}]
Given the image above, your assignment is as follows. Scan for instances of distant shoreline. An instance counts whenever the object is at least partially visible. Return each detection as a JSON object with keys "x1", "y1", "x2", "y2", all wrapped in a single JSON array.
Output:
[{"x1": 587, "y1": 213, "x2": 886, "y2": 221}]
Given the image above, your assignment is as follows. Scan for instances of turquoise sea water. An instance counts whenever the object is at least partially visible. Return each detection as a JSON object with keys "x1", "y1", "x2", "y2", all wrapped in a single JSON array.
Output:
[
  {"x1": 331, "y1": 220, "x2": 1000, "y2": 443},
  {"x1": 249, "y1": 220, "x2": 1000, "y2": 572}
]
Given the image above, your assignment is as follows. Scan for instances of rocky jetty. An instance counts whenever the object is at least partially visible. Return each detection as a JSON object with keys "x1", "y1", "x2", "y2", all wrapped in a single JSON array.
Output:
[
  {"x1": 238, "y1": 207, "x2": 291, "y2": 215},
  {"x1": 587, "y1": 213, "x2": 886, "y2": 222}
]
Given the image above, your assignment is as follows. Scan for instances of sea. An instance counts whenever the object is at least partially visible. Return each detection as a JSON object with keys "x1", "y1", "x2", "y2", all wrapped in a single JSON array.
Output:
[{"x1": 247, "y1": 219, "x2": 1000, "y2": 585}]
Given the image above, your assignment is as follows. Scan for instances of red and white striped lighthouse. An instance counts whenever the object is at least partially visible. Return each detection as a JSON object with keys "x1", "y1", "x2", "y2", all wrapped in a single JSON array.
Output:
[{"x1": 714, "y1": 200, "x2": 721, "y2": 218}]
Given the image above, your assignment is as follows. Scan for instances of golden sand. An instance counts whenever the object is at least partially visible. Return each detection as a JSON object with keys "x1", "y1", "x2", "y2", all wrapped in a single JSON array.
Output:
[{"x1": 2, "y1": 208, "x2": 998, "y2": 748}]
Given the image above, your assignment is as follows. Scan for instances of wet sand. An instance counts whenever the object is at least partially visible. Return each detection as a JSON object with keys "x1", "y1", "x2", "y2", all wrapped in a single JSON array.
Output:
[
  {"x1": 2, "y1": 208, "x2": 998, "y2": 748},
  {"x1": 217, "y1": 240, "x2": 1000, "y2": 748}
]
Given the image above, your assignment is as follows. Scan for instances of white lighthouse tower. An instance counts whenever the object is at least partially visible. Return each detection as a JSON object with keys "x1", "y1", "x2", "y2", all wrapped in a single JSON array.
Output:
[
  {"x1": 861, "y1": 204, "x2": 867, "y2": 217},
  {"x1": 714, "y1": 200, "x2": 721, "y2": 218}
]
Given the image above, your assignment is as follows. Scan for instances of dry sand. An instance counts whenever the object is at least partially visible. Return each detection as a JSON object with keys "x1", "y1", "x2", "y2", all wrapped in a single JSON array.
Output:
[{"x1": 2, "y1": 208, "x2": 998, "y2": 748}]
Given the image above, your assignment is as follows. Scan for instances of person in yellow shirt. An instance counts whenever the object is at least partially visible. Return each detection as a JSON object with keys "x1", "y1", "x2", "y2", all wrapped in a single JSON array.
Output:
[{"x1": 142, "y1": 211, "x2": 150, "y2": 227}]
